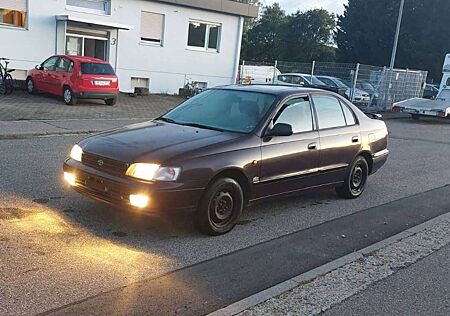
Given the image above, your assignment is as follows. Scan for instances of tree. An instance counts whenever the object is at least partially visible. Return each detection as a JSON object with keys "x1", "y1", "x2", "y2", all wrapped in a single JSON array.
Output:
[
  {"x1": 284, "y1": 9, "x2": 336, "y2": 62},
  {"x1": 241, "y1": 5, "x2": 336, "y2": 63},
  {"x1": 241, "y1": 3, "x2": 287, "y2": 61},
  {"x1": 336, "y1": 0, "x2": 450, "y2": 81}
]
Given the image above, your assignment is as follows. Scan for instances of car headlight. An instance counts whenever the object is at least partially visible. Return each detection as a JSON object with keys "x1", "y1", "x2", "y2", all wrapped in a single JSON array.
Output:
[
  {"x1": 70, "y1": 144, "x2": 83, "y2": 162},
  {"x1": 126, "y1": 163, "x2": 181, "y2": 181}
]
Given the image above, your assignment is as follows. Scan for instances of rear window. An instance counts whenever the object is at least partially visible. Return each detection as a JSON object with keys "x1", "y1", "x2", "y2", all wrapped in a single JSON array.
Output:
[{"x1": 81, "y1": 63, "x2": 115, "y2": 75}]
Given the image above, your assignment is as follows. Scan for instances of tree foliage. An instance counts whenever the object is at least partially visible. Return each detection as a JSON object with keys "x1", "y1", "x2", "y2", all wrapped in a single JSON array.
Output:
[
  {"x1": 241, "y1": 4, "x2": 337, "y2": 63},
  {"x1": 336, "y1": 0, "x2": 450, "y2": 81}
]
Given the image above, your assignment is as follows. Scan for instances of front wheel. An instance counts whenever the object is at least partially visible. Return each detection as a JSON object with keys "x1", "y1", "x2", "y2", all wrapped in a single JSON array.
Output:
[
  {"x1": 63, "y1": 87, "x2": 77, "y2": 105},
  {"x1": 26, "y1": 77, "x2": 36, "y2": 94},
  {"x1": 336, "y1": 156, "x2": 369, "y2": 199},
  {"x1": 4, "y1": 73, "x2": 14, "y2": 95},
  {"x1": 195, "y1": 178, "x2": 244, "y2": 236}
]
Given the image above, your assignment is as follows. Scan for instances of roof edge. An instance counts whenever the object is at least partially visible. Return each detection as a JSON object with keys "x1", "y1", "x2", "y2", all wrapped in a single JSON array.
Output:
[{"x1": 151, "y1": 0, "x2": 259, "y2": 18}]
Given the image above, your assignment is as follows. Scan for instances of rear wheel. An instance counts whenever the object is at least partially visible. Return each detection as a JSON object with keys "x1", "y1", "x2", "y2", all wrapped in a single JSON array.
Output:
[
  {"x1": 195, "y1": 178, "x2": 244, "y2": 236},
  {"x1": 105, "y1": 97, "x2": 117, "y2": 106},
  {"x1": 4, "y1": 73, "x2": 14, "y2": 95},
  {"x1": 336, "y1": 156, "x2": 369, "y2": 199},
  {"x1": 63, "y1": 86, "x2": 77, "y2": 105}
]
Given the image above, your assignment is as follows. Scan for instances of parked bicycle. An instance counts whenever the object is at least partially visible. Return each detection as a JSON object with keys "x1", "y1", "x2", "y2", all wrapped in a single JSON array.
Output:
[{"x1": 0, "y1": 58, "x2": 15, "y2": 95}]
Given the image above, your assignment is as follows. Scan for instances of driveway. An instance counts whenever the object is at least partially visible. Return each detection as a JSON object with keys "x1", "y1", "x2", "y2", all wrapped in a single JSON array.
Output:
[{"x1": 0, "y1": 91, "x2": 183, "y2": 121}]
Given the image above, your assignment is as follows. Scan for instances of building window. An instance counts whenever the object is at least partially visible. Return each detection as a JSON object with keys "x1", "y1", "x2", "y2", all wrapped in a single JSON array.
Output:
[
  {"x1": 66, "y1": 0, "x2": 111, "y2": 15},
  {"x1": 140, "y1": 11, "x2": 164, "y2": 45},
  {"x1": 187, "y1": 21, "x2": 221, "y2": 52},
  {"x1": 0, "y1": 0, "x2": 27, "y2": 28}
]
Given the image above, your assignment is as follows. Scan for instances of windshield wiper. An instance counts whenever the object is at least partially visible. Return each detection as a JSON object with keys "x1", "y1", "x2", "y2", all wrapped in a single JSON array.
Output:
[
  {"x1": 157, "y1": 117, "x2": 180, "y2": 125},
  {"x1": 181, "y1": 122, "x2": 226, "y2": 132}
]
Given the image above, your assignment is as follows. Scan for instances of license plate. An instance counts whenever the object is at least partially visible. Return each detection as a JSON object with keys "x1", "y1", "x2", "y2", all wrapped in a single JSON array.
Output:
[
  {"x1": 86, "y1": 177, "x2": 108, "y2": 192},
  {"x1": 94, "y1": 80, "x2": 110, "y2": 86}
]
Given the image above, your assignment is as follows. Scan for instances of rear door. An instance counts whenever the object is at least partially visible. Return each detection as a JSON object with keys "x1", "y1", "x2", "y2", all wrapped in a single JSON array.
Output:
[
  {"x1": 256, "y1": 96, "x2": 321, "y2": 198},
  {"x1": 311, "y1": 94, "x2": 361, "y2": 183}
]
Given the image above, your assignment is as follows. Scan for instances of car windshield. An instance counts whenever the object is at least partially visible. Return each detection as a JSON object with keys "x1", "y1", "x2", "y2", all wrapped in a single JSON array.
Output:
[
  {"x1": 360, "y1": 82, "x2": 375, "y2": 91},
  {"x1": 160, "y1": 89, "x2": 277, "y2": 133},
  {"x1": 339, "y1": 80, "x2": 352, "y2": 88},
  {"x1": 311, "y1": 76, "x2": 326, "y2": 85},
  {"x1": 81, "y1": 63, "x2": 115, "y2": 75}
]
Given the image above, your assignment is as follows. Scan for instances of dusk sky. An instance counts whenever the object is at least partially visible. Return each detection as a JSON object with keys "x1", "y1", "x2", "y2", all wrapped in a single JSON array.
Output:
[{"x1": 264, "y1": 0, "x2": 348, "y2": 15}]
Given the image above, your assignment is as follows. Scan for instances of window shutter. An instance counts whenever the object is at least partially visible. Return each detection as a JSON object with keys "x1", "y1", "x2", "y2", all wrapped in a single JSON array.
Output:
[
  {"x1": 0, "y1": 0, "x2": 27, "y2": 11},
  {"x1": 141, "y1": 12, "x2": 164, "y2": 42}
]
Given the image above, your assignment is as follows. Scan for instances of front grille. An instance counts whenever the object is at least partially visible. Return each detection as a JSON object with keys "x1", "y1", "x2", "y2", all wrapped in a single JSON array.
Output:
[
  {"x1": 82, "y1": 152, "x2": 129, "y2": 176},
  {"x1": 75, "y1": 171, "x2": 131, "y2": 203}
]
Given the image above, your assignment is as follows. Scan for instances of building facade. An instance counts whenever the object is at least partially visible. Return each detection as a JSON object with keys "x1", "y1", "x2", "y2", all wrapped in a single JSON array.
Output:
[{"x1": 0, "y1": 0, "x2": 258, "y2": 93}]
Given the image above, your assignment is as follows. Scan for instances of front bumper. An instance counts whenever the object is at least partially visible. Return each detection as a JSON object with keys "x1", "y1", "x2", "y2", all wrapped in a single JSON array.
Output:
[{"x1": 63, "y1": 159, "x2": 204, "y2": 213}]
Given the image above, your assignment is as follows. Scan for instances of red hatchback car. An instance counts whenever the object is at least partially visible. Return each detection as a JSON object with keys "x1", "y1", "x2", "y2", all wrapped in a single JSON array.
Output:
[{"x1": 26, "y1": 55, "x2": 119, "y2": 105}]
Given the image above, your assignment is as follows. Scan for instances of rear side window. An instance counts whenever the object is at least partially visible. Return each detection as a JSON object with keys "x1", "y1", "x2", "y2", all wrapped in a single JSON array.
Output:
[
  {"x1": 312, "y1": 95, "x2": 346, "y2": 129},
  {"x1": 340, "y1": 101, "x2": 356, "y2": 125},
  {"x1": 81, "y1": 63, "x2": 115, "y2": 75}
]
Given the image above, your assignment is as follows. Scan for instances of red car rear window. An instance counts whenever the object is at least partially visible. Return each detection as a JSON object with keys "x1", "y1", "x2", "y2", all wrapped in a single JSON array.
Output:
[{"x1": 81, "y1": 63, "x2": 115, "y2": 75}]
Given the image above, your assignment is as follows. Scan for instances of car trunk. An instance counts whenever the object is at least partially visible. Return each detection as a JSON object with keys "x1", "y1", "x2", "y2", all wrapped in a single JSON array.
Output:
[{"x1": 78, "y1": 62, "x2": 118, "y2": 92}]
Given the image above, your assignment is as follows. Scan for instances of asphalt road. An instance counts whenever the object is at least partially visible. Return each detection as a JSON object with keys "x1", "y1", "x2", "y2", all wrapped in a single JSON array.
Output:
[
  {"x1": 1, "y1": 118, "x2": 450, "y2": 315},
  {"x1": 324, "y1": 243, "x2": 450, "y2": 316}
]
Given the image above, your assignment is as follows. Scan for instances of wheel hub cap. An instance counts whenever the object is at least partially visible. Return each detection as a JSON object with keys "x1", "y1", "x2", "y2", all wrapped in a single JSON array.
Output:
[
  {"x1": 352, "y1": 166, "x2": 363, "y2": 188},
  {"x1": 64, "y1": 90, "x2": 71, "y2": 103},
  {"x1": 213, "y1": 192, "x2": 233, "y2": 221}
]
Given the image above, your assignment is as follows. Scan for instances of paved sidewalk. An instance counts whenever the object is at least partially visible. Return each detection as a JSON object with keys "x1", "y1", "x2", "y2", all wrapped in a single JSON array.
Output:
[
  {"x1": 0, "y1": 91, "x2": 182, "y2": 121},
  {"x1": 324, "y1": 244, "x2": 450, "y2": 316},
  {"x1": 0, "y1": 119, "x2": 148, "y2": 139}
]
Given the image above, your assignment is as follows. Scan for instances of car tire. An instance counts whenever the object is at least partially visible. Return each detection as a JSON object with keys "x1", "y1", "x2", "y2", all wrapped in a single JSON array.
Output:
[
  {"x1": 26, "y1": 77, "x2": 36, "y2": 94},
  {"x1": 105, "y1": 97, "x2": 117, "y2": 106},
  {"x1": 336, "y1": 156, "x2": 369, "y2": 199},
  {"x1": 411, "y1": 114, "x2": 420, "y2": 121},
  {"x1": 195, "y1": 177, "x2": 244, "y2": 236},
  {"x1": 63, "y1": 86, "x2": 77, "y2": 105}
]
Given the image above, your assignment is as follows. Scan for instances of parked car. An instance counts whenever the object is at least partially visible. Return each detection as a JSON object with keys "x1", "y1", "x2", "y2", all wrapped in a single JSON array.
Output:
[
  {"x1": 356, "y1": 80, "x2": 379, "y2": 103},
  {"x1": 316, "y1": 75, "x2": 370, "y2": 106},
  {"x1": 63, "y1": 85, "x2": 388, "y2": 235},
  {"x1": 423, "y1": 84, "x2": 439, "y2": 99},
  {"x1": 275, "y1": 73, "x2": 327, "y2": 87},
  {"x1": 27, "y1": 55, "x2": 119, "y2": 106}
]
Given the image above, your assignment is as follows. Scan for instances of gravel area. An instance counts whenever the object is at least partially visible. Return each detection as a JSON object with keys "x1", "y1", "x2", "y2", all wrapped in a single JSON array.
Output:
[{"x1": 240, "y1": 218, "x2": 450, "y2": 316}]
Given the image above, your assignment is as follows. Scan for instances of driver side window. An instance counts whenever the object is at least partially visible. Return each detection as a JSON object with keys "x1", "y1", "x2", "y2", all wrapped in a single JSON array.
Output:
[
  {"x1": 42, "y1": 57, "x2": 58, "y2": 71},
  {"x1": 274, "y1": 97, "x2": 314, "y2": 134}
]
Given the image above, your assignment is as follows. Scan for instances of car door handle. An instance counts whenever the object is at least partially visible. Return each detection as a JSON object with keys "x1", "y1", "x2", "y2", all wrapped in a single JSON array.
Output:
[
  {"x1": 352, "y1": 136, "x2": 359, "y2": 143},
  {"x1": 308, "y1": 142, "x2": 317, "y2": 150}
]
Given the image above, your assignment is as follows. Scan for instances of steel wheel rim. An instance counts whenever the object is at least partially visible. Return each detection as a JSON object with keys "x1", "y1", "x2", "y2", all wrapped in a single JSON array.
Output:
[
  {"x1": 350, "y1": 163, "x2": 366, "y2": 194},
  {"x1": 64, "y1": 89, "x2": 72, "y2": 103},
  {"x1": 209, "y1": 190, "x2": 235, "y2": 228}
]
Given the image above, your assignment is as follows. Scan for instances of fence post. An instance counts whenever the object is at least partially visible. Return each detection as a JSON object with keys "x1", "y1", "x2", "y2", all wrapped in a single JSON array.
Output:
[
  {"x1": 311, "y1": 61, "x2": 316, "y2": 84},
  {"x1": 351, "y1": 63, "x2": 360, "y2": 102},
  {"x1": 240, "y1": 60, "x2": 245, "y2": 84},
  {"x1": 272, "y1": 60, "x2": 278, "y2": 84}
]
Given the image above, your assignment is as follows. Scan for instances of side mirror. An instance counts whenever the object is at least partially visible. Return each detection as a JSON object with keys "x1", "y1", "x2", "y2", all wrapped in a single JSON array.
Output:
[
  {"x1": 266, "y1": 123, "x2": 293, "y2": 137},
  {"x1": 35, "y1": 64, "x2": 42, "y2": 70}
]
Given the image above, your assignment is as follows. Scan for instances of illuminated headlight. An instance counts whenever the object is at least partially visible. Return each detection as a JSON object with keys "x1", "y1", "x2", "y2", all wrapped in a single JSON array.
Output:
[
  {"x1": 70, "y1": 144, "x2": 83, "y2": 162},
  {"x1": 126, "y1": 163, "x2": 181, "y2": 181},
  {"x1": 64, "y1": 172, "x2": 76, "y2": 186}
]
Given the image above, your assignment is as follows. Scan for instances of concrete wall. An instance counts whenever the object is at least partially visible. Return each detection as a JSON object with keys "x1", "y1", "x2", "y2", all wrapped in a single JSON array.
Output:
[{"x1": 0, "y1": 0, "x2": 244, "y2": 93}]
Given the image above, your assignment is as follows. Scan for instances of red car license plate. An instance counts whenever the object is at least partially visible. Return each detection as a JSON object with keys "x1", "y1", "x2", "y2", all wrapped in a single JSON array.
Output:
[{"x1": 94, "y1": 80, "x2": 110, "y2": 86}]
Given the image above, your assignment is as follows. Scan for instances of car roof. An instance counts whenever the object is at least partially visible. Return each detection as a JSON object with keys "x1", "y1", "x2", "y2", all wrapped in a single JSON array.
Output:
[
  {"x1": 213, "y1": 84, "x2": 329, "y2": 97},
  {"x1": 280, "y1": 73, "x2": 316, "y2": 77},
  {"x1": 57, "y1": 55, "x2": 109, "y2": 63}
]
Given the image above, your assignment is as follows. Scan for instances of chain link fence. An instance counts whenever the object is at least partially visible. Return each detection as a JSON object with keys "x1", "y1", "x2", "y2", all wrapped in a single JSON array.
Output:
[{"x1": 238, "y1": 60, "x2": 428, "y2": 111}]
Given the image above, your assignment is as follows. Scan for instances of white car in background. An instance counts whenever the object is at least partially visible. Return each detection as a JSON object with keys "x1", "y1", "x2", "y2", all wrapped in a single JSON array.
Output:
[{"x1": 316, "y1": 75, "x2": 371, "y2": 106}]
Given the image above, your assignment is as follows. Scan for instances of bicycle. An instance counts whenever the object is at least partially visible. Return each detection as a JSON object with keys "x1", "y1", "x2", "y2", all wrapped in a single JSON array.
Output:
[{"x1": 0, "y1": 58, "x2": 15, "y2": 95}]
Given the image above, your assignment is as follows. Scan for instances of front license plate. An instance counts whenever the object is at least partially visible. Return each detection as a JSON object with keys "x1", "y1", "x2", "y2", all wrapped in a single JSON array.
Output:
[
  {"x1": 94, "y1": 80, "x2": 110, "y2": 86},
  {"x1": 87, "y1": 177, "x2": 108, "y2": 192}
]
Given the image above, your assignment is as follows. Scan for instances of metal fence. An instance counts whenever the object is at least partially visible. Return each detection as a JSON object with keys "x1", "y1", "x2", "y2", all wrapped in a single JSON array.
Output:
[{"x1": 239, "y1": 60, "x2": 428, "y2": 111}]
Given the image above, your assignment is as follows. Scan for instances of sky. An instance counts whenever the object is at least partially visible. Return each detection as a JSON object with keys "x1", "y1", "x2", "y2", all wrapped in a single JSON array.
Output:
[{"x1": 263, "y1": 0, "x2": 348, "y2": 15}]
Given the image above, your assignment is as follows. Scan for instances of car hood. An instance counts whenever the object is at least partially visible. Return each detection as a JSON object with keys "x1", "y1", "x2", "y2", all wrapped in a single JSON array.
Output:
[{"x1": 79, "y1": 120, "x2": 242, "y2": 163}]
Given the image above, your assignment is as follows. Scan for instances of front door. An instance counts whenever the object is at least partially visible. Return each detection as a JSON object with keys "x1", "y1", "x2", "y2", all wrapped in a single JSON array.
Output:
[
  {"x1": 66, "y1": 34, "x2": 108, "y2": 61},
  {"x1": 256, "y1": 96, "x2": 320, "y2": 198},
  {"x1": 311, "y1": 94, "x2": 361, "y2": 183},
  {"x1": 36, "y1": 56, "x2": 59, "y2": 93}
]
